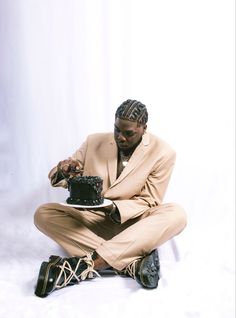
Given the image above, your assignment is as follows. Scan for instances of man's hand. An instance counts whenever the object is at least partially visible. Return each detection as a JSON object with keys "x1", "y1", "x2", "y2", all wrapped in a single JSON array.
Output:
[
  {"x1": 57, "y1": 158, "x2": 82, "y2": 179},
  {"x1": 103, "y1": 203, "x2": 121, "y2": 224}
]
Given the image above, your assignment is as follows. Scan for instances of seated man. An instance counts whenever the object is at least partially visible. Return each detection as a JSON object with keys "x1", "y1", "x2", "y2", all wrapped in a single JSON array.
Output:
[{"x1": 34, "y1": 99, "x2": 187, "y2": 297}]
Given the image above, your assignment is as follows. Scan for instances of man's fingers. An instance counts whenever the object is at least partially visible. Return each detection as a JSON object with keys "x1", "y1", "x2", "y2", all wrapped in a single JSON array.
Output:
[
  {"x1": 62, "y1": 164, "x2": 70, "y2": 172},
  {"x1": 58, "y1": 158, "x2": 82, "y2": 178}
]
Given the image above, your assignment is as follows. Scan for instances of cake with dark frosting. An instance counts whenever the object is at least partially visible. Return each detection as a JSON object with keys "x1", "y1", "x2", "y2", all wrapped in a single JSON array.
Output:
[{"x1": 66, "y1": 176, "x2": 104, "y2": 206}]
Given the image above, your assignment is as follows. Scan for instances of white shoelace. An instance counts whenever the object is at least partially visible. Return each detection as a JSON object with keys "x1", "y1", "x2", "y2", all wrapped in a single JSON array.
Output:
[
  {"x1": 55, "y1": 254, "x2": 100, "y2": 289},
  {"x1": 122, "y1": 258, "x2": 141, "y2": 280}
]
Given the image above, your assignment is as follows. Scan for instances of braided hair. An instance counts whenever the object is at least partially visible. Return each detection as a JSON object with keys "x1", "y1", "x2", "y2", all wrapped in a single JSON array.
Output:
[{"x1": 115, "y1": 99, "x2": 148, "y2": 126}]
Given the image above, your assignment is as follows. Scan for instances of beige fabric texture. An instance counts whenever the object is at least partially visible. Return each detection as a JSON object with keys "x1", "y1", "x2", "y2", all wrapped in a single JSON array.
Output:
[{"x1": 34, "y1": 132, "x2": 187, "y2": 270}]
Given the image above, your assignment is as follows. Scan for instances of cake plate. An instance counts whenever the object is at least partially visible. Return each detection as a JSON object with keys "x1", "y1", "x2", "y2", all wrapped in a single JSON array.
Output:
[{"x1": 59, "y1": 198, "x2": 113, "y2": 209}]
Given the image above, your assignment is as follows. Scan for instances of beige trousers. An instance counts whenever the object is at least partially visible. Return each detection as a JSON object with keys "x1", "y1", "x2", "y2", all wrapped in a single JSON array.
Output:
[{"x1": 34, "y1": 203, "x2": 187, "y2": 270}]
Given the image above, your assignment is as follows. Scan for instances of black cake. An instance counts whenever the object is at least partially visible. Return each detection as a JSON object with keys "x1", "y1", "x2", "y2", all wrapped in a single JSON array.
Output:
[{"x1": 66, "y1": 176, "x2": 104, "y2": 206}]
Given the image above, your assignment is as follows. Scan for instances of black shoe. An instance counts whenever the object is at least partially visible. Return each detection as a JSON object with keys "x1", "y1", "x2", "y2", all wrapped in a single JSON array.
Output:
[
  {"x1": 121, "y1": 249, "x2": 160, "y2": 289},
  {"x1": 34, "y1": 256, "x2": 62, "y2": 298},
  {"x1": 35, "y1": 254, "x2": 100, "y2": 298}
]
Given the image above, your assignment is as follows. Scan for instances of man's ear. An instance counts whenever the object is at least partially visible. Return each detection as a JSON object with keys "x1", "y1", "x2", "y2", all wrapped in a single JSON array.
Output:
[{"x1": 143, "y1": 124, "x2": 147, "y2": 132}]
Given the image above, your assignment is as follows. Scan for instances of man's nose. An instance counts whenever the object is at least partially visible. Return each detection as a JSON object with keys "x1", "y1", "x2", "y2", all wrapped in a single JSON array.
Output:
[{"x1": 117, "y1": 133, "x2": 126, "y2": 142}]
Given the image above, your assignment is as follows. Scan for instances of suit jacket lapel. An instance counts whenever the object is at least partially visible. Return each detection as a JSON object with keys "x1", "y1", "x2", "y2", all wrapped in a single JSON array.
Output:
[{"x1": 107, "y1": 137, "x2": 118, "y2": 185}]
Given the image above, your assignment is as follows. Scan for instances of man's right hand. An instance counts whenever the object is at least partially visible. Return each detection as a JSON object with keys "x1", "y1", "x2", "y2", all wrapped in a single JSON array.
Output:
[{"x1": 57, "y1": 158, "x2": 82, "y2": 179}]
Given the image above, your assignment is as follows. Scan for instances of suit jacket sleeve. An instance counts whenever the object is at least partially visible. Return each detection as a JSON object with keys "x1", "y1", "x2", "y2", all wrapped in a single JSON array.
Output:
[{"x1": 48, "y1": 140, "x2": 87, "y2": 188}]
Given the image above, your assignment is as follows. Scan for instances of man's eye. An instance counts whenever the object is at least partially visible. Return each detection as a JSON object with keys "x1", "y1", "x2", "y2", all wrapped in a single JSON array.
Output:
[{"x1": 125, "y1": 132, "x2": 135, "y2": 137}]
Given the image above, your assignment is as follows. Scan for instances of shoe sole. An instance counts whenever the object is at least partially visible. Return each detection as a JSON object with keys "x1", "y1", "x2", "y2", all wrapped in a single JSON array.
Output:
[{"x1": 35, "y1": 256, "x2": 61, "y2": 297}]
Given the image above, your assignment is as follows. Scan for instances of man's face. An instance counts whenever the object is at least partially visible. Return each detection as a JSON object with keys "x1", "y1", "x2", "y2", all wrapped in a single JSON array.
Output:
[{"x1": 114, "y1": 118, "x2": 146, "y2": 152}]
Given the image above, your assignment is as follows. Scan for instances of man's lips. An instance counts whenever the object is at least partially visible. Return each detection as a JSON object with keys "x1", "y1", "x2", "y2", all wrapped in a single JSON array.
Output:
[{"x1": 117, "y1": 143, "x2": 128, "y2": 148}]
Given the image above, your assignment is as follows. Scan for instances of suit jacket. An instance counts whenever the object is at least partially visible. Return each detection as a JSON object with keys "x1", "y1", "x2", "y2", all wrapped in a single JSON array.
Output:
[{"x1": 49, "y1": 132, "x2": 176, "y2": 224}]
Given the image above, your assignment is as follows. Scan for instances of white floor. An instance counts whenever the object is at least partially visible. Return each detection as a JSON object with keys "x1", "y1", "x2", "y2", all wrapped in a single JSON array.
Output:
[{"x1": 0, "y1": 190, "x2": 234, "y2": 318}]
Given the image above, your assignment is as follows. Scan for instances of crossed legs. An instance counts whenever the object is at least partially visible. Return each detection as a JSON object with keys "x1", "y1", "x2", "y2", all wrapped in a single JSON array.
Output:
[{"x1": 34, "y1": 202, "x2": 187, "y2": 271}]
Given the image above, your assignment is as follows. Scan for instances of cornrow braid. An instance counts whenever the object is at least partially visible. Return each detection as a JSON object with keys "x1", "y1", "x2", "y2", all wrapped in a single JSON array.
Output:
[{"x1": 115, "y1": 99, "x2": 148, "y2": 125}]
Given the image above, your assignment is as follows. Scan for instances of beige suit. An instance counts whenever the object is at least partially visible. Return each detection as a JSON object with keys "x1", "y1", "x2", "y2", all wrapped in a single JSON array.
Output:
[{"x1": 34, "y1": 132, "x2": 187, "y2": 270}]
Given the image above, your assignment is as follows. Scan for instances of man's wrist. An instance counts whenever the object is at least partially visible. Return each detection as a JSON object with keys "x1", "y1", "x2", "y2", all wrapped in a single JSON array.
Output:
[{"x1": 108, "y1": 203, "x2": 121, "y2": 224}]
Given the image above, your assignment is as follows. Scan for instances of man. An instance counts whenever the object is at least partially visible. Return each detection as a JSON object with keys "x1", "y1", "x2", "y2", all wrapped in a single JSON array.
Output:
[{"x1": 34, "y1": 99, "x2": 187, "y2": 297}]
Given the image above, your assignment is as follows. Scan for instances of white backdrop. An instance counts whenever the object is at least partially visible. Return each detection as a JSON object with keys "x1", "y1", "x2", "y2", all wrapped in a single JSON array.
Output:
[{"x1": 0, "y1": 1, "x2": 235, "y2": 318}]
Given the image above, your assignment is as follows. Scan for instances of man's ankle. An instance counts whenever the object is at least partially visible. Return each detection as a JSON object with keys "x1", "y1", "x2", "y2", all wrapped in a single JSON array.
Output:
[{"x1": 93, "y1": 254, "x2": 110, "y2": 270}]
